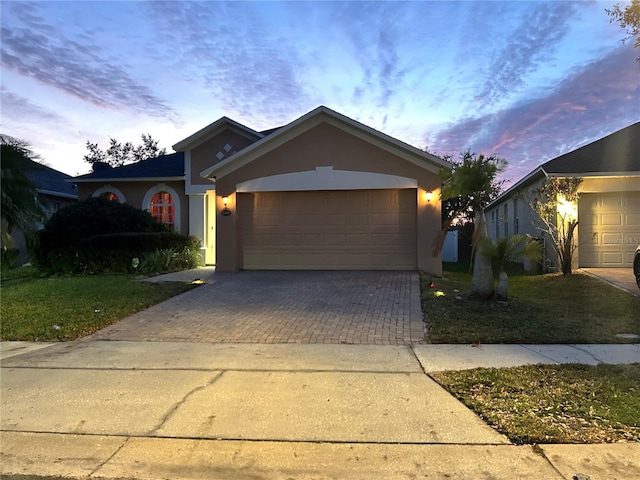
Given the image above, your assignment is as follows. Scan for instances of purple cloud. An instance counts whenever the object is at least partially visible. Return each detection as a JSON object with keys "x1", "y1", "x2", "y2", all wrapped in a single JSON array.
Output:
[
  {"x1": 1, "y1": 88, "x2": 69, "y2": 125},
  {"x1": 426, "y1": 43, "x2": 640, "y2": 182},
  {"x1": 473, "y1": 2, "x2": 578, "y2": 109},
  {"x1": 145, "y1": 1, "x2": 316, "y2": 127},
  {"x1": 1, "y1": 3, "x2": 180, "y2": 123},
  {"x1": 328, "y1": 2, "x2": 411, "y2": 111}
]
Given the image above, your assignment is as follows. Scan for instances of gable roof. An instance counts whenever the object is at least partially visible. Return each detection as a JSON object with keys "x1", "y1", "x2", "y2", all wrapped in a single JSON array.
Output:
[
  {"x1": 172, "y1": 117, "x2": 264, "y2": 151},
  {"x1": 541, "y1": 122, "x2": 640, "y2": 175},
  {"x1": 26, "y1": 160, "x2": 78, "y2": 199},
  {"x1": 200, "y1": 105, "x2": 451, "y2": 179},
  {"x1": 72, "y1": 152, "x2": 185, "y2": 183},
  {"x1": 487, "y1": 122, "x2": 640, "y2": 208}
]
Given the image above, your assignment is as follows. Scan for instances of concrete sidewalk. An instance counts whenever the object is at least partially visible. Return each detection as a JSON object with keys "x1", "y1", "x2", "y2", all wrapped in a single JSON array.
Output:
[{"x1": 1, "y1": 341, "x2": 639, "y2": 479}]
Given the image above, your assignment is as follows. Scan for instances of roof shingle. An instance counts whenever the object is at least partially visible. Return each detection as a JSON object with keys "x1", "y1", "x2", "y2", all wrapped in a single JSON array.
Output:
[
  {"x1": 73, "y1": 152, "x2": 184, "y2": 182},
  {"x1": 542, "y1": 122, "x2": 640, "y2": 174},
  {"x1": 26, "y1": 161, "x2": 77, "y2": 197}
]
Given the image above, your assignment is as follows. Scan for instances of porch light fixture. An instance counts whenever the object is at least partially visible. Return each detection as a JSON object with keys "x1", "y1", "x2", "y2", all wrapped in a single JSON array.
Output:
[
  {"x1": 221, "y1": 195, "x2": 232, "y2": 217},
  {"x1": 424, "y1": 191, "x2": 434, "y2": 203}
]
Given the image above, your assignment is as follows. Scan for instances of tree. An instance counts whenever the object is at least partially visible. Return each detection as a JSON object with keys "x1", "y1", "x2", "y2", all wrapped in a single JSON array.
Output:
[
  {"x1": 0, "y1": 135, "x2": 46, "y2": 250},
  {"x1": 480, "y1": 234, "x2": 542, "y2": 301},
  {"x1": 83, "y1": 133, "x2": 166, "y2": 168},
  {"x1": 607, "y1": 0, "x2": 640, "y2": 62},
  {"x1": 528, "y1": 177, "x2": 582, "y2": 275},
  {"x1": 438, "y1": 151, "x2": 507, "y2": 299}
]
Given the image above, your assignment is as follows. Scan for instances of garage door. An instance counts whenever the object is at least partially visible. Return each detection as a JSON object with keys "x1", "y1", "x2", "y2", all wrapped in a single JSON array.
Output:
[
  {"x1": 239, "y1": 189, "x2": 417, "y2": 270},
  {"x1": 578, "y1": 192, "x2": 640, "y2": 267}
]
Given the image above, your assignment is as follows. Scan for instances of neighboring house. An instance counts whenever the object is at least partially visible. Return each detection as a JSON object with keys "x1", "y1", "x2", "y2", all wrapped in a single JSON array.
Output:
[
  {"x1": 486, "y1": 122, "x2": 640, "y2": 270},
  {"x1": 73, "y1": 106, "x2": 451, "y2": 274},
  {"x1": 12, "y1": 161, "x2": 78, "y2": 265}
]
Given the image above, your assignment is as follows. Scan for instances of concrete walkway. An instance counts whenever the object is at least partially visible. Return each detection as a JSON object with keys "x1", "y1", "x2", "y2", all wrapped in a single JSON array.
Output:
[{"x1": 1, "y1": 340, "x2": 639, "y2": 479}]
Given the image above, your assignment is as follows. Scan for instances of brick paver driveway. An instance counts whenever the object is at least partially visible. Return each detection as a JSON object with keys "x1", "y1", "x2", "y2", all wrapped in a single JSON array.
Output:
[{"x1": 90, "y1": 271, "x2": 425, "y2": 345}]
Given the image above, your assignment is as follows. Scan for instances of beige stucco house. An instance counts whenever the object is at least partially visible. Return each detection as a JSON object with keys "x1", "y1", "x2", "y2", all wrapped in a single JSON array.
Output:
[
  {"x1": 74, "y1": 106, "x2": 451, "y2": 273},
  {"x1": 486, "y1": 122, "x2": 640, "y2": 270}
]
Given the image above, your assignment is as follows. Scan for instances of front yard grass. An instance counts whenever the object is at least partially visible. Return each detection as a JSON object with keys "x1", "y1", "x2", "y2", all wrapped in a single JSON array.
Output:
[
  {"x1": 421, "y1": 264, "x2": 640, "y2": 344},
  {"x1": 1, "y1": 266, "x2": 197, "y2": 341},
  {"x1": 432, "y1": 363, "x2": 640, "y2": 444}
]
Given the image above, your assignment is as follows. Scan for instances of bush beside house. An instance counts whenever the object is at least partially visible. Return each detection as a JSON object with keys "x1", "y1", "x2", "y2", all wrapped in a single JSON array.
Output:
[{"x1": 32, "y1": 197, "x2": 201, "y2": 275}]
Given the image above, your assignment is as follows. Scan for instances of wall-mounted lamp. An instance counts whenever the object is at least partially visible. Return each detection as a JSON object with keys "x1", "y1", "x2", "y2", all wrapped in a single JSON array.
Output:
[
  {"x1": 221, "y1": 195, "x2": 232, "y2": 216},
  {"x1": 557, "y1": 194, "x2": 577, "y2": 221},
  {"x1": 424, "y1": 191, "x2": 434, "y2": 203}
]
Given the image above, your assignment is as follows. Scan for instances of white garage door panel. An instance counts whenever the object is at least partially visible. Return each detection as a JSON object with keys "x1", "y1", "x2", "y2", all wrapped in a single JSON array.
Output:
[
  {"x1": 240, "y1": 189, "x2": 417, "y2": 270},
  {"x1": 579, "y1": 192, "x2": 640, "y2": 268}
]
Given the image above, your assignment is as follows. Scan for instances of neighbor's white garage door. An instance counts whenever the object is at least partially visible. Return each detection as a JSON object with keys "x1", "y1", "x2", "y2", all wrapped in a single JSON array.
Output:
[
  {"x1": 239, "y1": 189, "x2": 417, "y2": 270},
  {"x1": 578, "y1": 192, "x2": 640, "y2": 267}
]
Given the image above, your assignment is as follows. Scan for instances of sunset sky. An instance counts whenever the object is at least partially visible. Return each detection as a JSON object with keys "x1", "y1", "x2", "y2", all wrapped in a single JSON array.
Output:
[{"x1": 1, "y1": 1, "x2": 638, "y2": 184}]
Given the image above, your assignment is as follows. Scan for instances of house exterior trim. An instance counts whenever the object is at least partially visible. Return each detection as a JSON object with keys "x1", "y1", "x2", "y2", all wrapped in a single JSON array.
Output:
[
  {"x1": 236, "y1": 167, "x2": 418, "y2": 193},
  {"x1": 544, "y1": 171, "x2": 640, "y2": 178},
  {"x1": 72, "y1": 176, "x2": 184, "y2": 183},
  {"x1": 37, "y1": 189, "x2": 78, "y2": 200},
  {"x1": 91, "y1": 185, "x2": 126, "y2": 203}
]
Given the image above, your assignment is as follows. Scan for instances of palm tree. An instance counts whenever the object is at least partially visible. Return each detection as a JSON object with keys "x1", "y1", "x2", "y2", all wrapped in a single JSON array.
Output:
[
  {"x1": 480, "y1": 234, "x2": 542, "y2": 300},
  {"x1": 439, "y1": 151, "x2": 507, "y2": 299},
  {"x1": 1, "y1": 135, "x2": 46, "y2": 250}
]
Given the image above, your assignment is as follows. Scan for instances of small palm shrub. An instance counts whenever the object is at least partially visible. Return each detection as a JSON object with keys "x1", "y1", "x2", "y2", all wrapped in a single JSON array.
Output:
[{"x1": 480, "y1": 234, "x2": 542, "y2": 301}]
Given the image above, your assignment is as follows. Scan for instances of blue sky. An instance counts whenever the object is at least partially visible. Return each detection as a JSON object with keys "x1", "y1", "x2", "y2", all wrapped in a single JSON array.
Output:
[{"x1": 1, "y1": 1, "x2": 638, "y2": 184}]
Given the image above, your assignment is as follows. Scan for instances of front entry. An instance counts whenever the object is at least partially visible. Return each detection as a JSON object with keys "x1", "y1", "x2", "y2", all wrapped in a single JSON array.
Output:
[{"x1": 205, "y1": 190, "x2": 216, "y2": 265}]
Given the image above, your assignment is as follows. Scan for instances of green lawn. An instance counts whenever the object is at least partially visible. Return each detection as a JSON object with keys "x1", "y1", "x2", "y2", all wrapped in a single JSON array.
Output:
[
  {"x1": 422, "y1": 263, "x2": 640, "y2": 344},
  {"x1": 432, "y1": 363, "x2": 640, "y2": 444},
  {"x1": 1, "y1": 266, "x2": 197, "y2": 341}
]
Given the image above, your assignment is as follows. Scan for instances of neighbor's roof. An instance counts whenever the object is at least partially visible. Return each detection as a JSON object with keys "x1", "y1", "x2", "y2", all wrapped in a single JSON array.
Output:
[
  {"x1": 26, "y1": 160, "x2": 78, "y2": 198},
  {"x1": 541, "y1": 121, "x2": 640, "y2": 175},
  {"x1": 487, "y1": 122, "x2": 640, "y2": 209},
  {"x1": 72, "y1": 152, "x2": 184, "y2": 183}
]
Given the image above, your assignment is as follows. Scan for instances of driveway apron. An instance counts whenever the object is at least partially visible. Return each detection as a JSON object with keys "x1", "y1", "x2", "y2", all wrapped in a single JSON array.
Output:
[
  {"x1": 89, "y1": 271, "x2": 425, "y2": 344},
  {"x1": 580, "y1": 267, "x2": 639, "y2": 296}
]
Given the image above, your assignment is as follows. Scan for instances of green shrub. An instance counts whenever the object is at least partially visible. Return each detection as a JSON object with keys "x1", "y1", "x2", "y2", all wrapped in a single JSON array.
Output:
[
  {"x1": 80, "y1": 231, "x2": 197, "y2": 252},
  {"x1": 31, "y1": 197, "x2": 200, "y2": 275},
  {"x1": 138, "y1": 246, "x2": 203, "y2": 275}
]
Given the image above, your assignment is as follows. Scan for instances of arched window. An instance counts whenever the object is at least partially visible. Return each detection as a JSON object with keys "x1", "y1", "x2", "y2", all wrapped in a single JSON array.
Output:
[
  {"x1": 150, "y1": 191, "x2": 175, "y2": 229},
  {"x1": 92, "y1": 186, "x2": 125, "y2": 203},
  {"x1": 99, "y1": 192, "x2": 121, "y2": 203},
  {"x1": 142, "y1": 184, "x2": 181, "y2": 233}
]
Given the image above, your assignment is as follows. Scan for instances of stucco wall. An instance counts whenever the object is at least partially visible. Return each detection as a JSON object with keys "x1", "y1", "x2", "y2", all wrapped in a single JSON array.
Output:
[
  {"x1": 190, "y1": 130, "x2": 257, "y2": 186},
  {"x1": 79, "y1": 180, "x2": 188, "y2": 234},
  {"x1": 214, "y1": 122, "x2": 443, "y2": 273}
]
